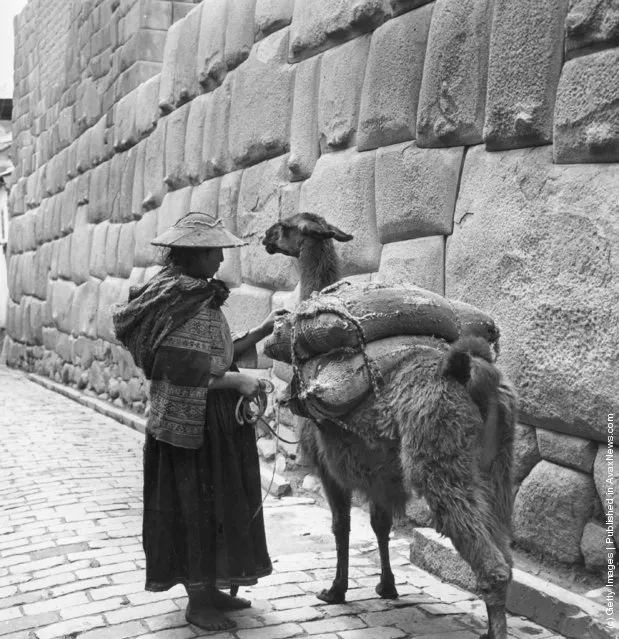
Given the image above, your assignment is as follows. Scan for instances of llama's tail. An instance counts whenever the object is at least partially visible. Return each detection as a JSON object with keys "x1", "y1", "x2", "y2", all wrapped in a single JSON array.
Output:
[{"x1": 440, "y1": 336, "x2": 517, "y2": 531}]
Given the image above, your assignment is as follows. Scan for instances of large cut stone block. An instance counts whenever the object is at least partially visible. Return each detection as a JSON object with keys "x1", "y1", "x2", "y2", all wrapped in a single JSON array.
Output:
[
  {"x1": 202, "y1": 77, "x2": 233, "y2": 178},
  {"x1": 217, "y1": 171, "x2": 243, "y2": 288},
  {"x1": 537, "y1": 429, "x2": 597, "y2": 474},
  {"x1": 375, "y1": 141, "x2": 463, "y2": 244},
  {"x1": 71, "y1": 278, "x2": 101, "y2": 338},
  {"x1": 109, "y1": 152, "x2": 128, "y2": 223},
  {"x1": 33, "y1": 242, "x2": 52, "y2": 300},
  {"x1": 134, "y1": 209, "x2": 160, "y2": 267},
  {"x1": 416, "y1": 0, "x2": 492, "y2": 148},
  {"x1": 185, "y1": 95, "x2": 210, "y2": 185},
  {"x1": 142, "y1": 121, "x2": 166, "y2": 210},
  {"x1": 158, "y1": 3, "x2": 202, "y2": 112},
  {"x1": 90, "y1": 221, "x2": 109, "y2": 280},
  {"x1": 299, "y1": 148, "x2": 380, "y2": 277},
  {"x1": 190, "y1": 178, "x2": 220, "y2": 218},
  {"x1": 358, "y1": 5, "x2": 433, "y2": 151},
  {"x1": 446, "y1": 146, "x2": 619, "y2": 442},
  {"x1": 390, "y1": 0, "x2": 433, "y2": 16},
  {"x1": 164, "y1": 102, "x2": 191, "y2": 189},
  {"x1": 135, "y1": 74, "x2": 160, "y2": 139},
  {"x1": 115, "y1": 222, "x2": 137, "y2": 278},
  {"x1": 70, "y1": 208, "x2": 95, "y2": 285},
  {"x1": 57, "y1": 235, "x2": 73, "y2": 281},
  {"x1": 51, "y1": 278, "x2": 77, "y2": 334},
  {"x1": 255, "y1": 0, "x2": 294, "y2": 40},
  {"x1": 483, "y1": 0, "x2": 567, "y2": 150},
  {"x1": 105, "y1": 224, "x2": 122, "y2": 277},
  {"x1": 565, "y1": 0, "x2": 619, "y2": 58},
  {"x1": 20, "y1": 251, "x2": 36, "y2": 298},
  {"x1": 223, "y1": 283, "x2": 273, "y2": 337},
  {"x1": 375, "y1": 236, "x2": 445, "y2": 295},
  {"x1": 513, "y1": 460, "x2": 596, "y2": 563},
  {"x1": 132, "y1": 138, "x2": 147, "y2": 221},
  {"x1": 318, "y1": 35, "x2": 371, "y2": 152},
  {"x1": 157, "y1": 187, "x2": 192, "y2": 235},
  {"x1": 88, "y1": 161, "x2": 111, "y2": 224},
  {"x1": 553, "y1": 49, "x2": 619, "y2": 164},
  {"x1": 289, "y1": 0, "x2": 389, "y2": 61},
  {"x1": 196, "y1": 0, "x2": 228, "y2": 92},
  {"x1": 594, "y1": 442, "x2": 618, "y2": 546},
  {"x1": 97, "y1": 277, "x2": 129, "y2": 343},
  {"x1": 513, "y1": 423, "x2": 541, "y2": 483},
  {"x1": 229, "y1": 29, "x2": 295, "y2": 168},
  {"x1": 237, "y1": 155, "x2": 299, "y2": 290},
  {"x1": 61, "y1": 180, "x2": 78, "y2": 236},
  {"x1": 225, "y1": 0, "x2": 256, "y2": 71},
  {"x1": 288, "y1": 55, "x2": 321, "y2": 181}
]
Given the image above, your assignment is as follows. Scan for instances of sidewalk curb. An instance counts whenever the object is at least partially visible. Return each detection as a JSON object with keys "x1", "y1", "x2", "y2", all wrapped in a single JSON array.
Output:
[{"x1": 410, "y1": 527, "x2": 612, "y2": 639}]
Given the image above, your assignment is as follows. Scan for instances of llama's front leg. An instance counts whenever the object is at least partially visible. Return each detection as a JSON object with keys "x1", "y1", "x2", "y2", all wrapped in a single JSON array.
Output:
[
  {"x1": 317, "y1": 470, "x2": 352, "y2": 604},
  {"x1": 370, "y1": 502, "x2": 398, "y2": 599}
]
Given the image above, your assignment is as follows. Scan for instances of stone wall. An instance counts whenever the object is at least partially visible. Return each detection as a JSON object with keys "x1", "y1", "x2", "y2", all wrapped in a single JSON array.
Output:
[{"x1": 4, "y1": 0, "x2": 618, "y2": 571}]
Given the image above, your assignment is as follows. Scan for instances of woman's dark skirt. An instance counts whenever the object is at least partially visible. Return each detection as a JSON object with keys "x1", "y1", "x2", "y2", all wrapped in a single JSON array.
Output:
[{"x1": 142, "y1": 387, "x2": 272, "y2": 592}]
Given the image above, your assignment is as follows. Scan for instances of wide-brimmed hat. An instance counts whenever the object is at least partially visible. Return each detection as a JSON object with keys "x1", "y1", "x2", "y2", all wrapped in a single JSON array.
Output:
[{"x1": 151, "y1": 212, "x2": 248, "y2": 248}]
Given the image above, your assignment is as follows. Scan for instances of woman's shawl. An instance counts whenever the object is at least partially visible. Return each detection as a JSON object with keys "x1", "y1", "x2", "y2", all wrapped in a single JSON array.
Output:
[{"x1": 112, "y1": 268, "x2": 232, "y2": 448}]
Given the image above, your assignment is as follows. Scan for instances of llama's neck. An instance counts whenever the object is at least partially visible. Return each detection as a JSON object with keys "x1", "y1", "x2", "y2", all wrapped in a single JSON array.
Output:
[{"x1": 298, "y1": 239, "x2": 340, "y2": 301}]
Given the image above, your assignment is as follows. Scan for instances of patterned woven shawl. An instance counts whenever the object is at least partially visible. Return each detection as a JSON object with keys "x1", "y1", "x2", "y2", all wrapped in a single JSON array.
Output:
[{"x1": 112, "y1": 267, "x2": 230, "y2": 379}]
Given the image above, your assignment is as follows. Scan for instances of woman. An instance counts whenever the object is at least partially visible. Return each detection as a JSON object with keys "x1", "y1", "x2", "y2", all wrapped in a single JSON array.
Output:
[{"x1": 113, "y1": 212, "x2": 282, "y2": 631}]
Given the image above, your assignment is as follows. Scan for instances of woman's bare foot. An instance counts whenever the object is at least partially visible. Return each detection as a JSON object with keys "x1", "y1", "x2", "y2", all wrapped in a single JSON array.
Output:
[
  {"x1": 185, "y1": 603, "x2": 236, "y2": 631},
  {"x1": 212, "y1": 588, "x2": 251, "y2": 610}
]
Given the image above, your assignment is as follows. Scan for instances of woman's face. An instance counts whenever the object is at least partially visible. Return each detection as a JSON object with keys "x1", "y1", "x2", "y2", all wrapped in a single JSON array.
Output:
[{"x1": 190, "y1": 248, "x2": 224, "y2": 279}]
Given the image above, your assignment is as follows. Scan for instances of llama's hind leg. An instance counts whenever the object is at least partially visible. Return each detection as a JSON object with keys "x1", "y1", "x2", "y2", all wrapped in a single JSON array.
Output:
[
  {"x1": 370, "y1": 502, "x2": 398, "y2": 599},
  {"x1": 317, "y1": 469, "x2": 352, "y2": 604}
]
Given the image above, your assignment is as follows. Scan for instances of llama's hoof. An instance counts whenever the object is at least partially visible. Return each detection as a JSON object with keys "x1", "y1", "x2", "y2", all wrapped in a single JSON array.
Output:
[
  {"x1": 375, "y1": 582, "x2": 399, "y2": 599},
  {"x1": 317, "y1": 588, "x2": 346, "y2": 604}
]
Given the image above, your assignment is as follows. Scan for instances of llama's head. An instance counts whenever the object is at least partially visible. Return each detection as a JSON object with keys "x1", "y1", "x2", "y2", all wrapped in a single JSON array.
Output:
[{"x1": 262, "y1": 212, "x2": 353, "y2": 258}]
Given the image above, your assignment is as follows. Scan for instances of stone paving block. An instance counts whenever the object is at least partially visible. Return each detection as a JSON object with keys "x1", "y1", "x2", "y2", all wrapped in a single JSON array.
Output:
[
  {"x1": 417, "y1": 0, "x2": 492, "y2": 148},
  {"x1": 223, "y1": 283, "x2": 273, "y2": 337},
  {"x1": 51, "y1": 279, "x2": 77, "y2": 334},
  {"x1": 375, "y1": 141, "x2": 463, "y2": 244},
  {"x1": 358, "y1": 5, "x2": 433, "y2": 151},
  {"x1": 513, "y1": 460, "x2": 596, "y2": 563},
  {"x1": 157, "y1": 186, "x2": 193, "y2": 235},
  {"x1": 159, "y1": 3, "x2": 202, "y2": 112},
  {"x1": 164, "y1": 102, "x2": 191, "y2": 190},
  {"x1": 299, "y1": 147, "x2": 380, "y2": 277},
  {"x1": 483, "y1": 0, "x2": 568, "y2": 150},
  {"x1": 217, "y1": 171, "x2": 243, "y2": 287},
  {"x1": 134, "y1": 209, "x2": 160, "y2": 268},
  {"x1": 453, "y1": 147, "x2": 618, "y2": 441},
  {"x1": 196, "y1": 0, "x2": 228, "y2": 91},
  {"x1": 237, "y1": 155, "x2": 299, "y2": 290},
  {"x1": 565, "y1": 0, "x2": 619, "y2": 58},
  {"x1": 87, "y1": 161, "x2": 111, "y2": 224},
  {"x1": 255, "y1": 0, "x2": 294, "y2": 40},
  {"x1": 185, "y1": 94, "x2": 210, "y2": 185},
  {"x1": 143, "y1": 120, "x2": 166, "y2": 210},
  {"x1": 135, "y1": 73, "x2": 161, "y2": 139},
  {"x1": 90, "y1": 221, "x2": 110, "y2": 281},
  {"x1": 553, "y1": 49, "x2": 619, "y2": 163},
  {"x1": 536, "y1": 429, "x2": 597, "y2": 474},
  {"x1": 225, "y1": 0, "x2": 257, "y2": 70},
  {"x1": 288, "y1": 55, "x2": 321, "y2": 181},
  {"x1": 71, "y1": 278, "x2": 101, "y2": 339},
  {"x1": 203, "y1": 76, "x2": 234, "y2": 178},
  {"x1": 318, "y1": 35, "x2": 371, "y2": 152},
  {"x1": 229, "y1": 28, "x2": 295, "y2": 168},
  {"x1": 70, "y1": 208, "x2": 95, "y2": 285},
  {"x1": 113, "y1": 89, "x2": 138, "y2": 152},
  {"x1": 375, "y1": 236, "x2": 445, "y2": 295},
  {"x1": 289, "y1": 0, "x2": 389, "y2": 61}
]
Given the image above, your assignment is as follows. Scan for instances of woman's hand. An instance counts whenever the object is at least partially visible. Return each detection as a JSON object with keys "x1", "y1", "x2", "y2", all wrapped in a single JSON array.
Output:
[
  {"x1": 234, "y1": 373, "x2": 262, "y2": 398},
  {"x1": 258, "y1": 308, "x2": 290, "y2": 336}
]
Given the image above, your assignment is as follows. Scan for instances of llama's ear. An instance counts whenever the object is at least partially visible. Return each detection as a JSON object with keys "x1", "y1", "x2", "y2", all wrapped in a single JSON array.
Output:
[{"x1": 329, "y1": 225, "x2": 354, "y2": 243}]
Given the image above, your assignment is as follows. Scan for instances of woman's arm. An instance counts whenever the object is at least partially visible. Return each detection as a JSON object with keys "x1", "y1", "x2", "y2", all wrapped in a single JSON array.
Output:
[
  {"x1": 209, "y1": 371, "x2": 261, "y2": 397},
  {"x1": 233, "y1": 309, "x2": 289, "y2": 359}
]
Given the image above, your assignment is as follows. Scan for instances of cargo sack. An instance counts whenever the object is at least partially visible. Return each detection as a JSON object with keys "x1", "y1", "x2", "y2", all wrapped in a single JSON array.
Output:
[
  {"x1": 293, "y1": 335, "x2": 447, "y2": 422},
  {"x1": 264, "y1": 281, "x2": 461, "y2": 363}
]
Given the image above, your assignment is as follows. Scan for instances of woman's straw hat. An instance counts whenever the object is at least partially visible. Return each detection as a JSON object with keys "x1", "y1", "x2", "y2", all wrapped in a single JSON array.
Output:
[{"x1": 151, "y1": 212, "x2": 248, "y2": 248}]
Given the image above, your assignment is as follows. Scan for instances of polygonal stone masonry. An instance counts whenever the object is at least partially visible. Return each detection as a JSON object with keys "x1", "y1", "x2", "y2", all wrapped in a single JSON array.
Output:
[
  {"x1": 536, "y1": 428, "x2": 597, "y2": 474},
  {"x1": 217, "y1": 171, "x2": 243, "y2": 288},
  {"x1": 190, "y1": 178, "x2": 220, "y2": 218},
  {"x1": 299, "y1": 147, "x2": 380, "y2": 277},
  {"x1": 135, "y1": 73, "x2": 161, "y2": 139},
  {"x1": 97, "y1": 276, "x2": 130, "y2": 343},
  {"x1": 375, "y1": 141, "x2": 463, "y2": 244},
  {"x1": 565, "y1": 0, "x2": 619, "y2": 59},
  {"x1": 157, "y1": 186, "x2": 192, "y2": 235},
  {"x1": 50, "y1": 278, "x2": 77, "y2": 334},
  {"x1": 71, "y1": 278, "x2": 101, "y2": 339},
  {"x1": 142, "y1": 121, "x2": 166, "y2": 210},
  {"x1": 358, "y1": 4, "x2": 433, "y2": 151},
  {"x1": 375, "y1": 236, "x2": 445, "y2": 295},
  {"x1": 225, "y1": 0, "x2": 257, "y2": 71},
  {"x1": 513, "y1": 424, "x2": 542, "y2": 483},
  {"x1": 196, "y1": 0, "x2": 228, "y2": 92},
  {"x1": 594, "y1": 442, "x2": 618, "y2": 546},
  {"x1": 164, "y1": 101, "x2": 191, "y2": 190},
  {"x1": 229, "y1": 28, "x2": 295, "y2": 169},
  {"x1": 318, "y1": 35, "x2": 371, "y2": 152},
  {"x1": 90, "y1": 221, "x2": 109, "y2": 281},
  {"x1": 255, "y1": 0, "x2": 294, "y2": 41},
  {"x1": 417, "y1": 0, "x2": 492, "y2": 148},
  {"x1": 185, "y1": 95, "x2": 210, "y2": 185},
  {"x1": 554, "y1": 49, "x2": 619, "y2": 163},
  {"x1": 202, "y1": 76, "x2": 234, "y2": 178},
  {"x1": 70, "y1": 208, "x2": 95, "y2": 285},
  {"x1": 446, "y1": 145, "x2": 619, "y2": 443},
  {"x1": 483, "y1": 0, "x2": 568, "y2": 150},
  {"x1": 134, "y1": 208, "x2": 160, "y2": 268}
]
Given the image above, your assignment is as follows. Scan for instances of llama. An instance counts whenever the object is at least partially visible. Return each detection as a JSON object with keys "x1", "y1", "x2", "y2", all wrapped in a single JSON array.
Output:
[{"x1": 262, "y1": 213, "x2": 517, "y2": 639}]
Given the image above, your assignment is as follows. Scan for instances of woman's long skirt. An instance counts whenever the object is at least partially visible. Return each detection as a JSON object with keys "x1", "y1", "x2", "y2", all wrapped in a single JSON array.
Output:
[{"x1": 142, "y1": 388, "x2": 272, "y2": 591}]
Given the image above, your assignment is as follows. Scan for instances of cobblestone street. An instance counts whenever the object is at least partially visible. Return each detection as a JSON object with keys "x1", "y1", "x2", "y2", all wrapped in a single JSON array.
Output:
[{"x1": 0, "y1": 364, "x2": 568, "y2": 639}]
